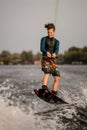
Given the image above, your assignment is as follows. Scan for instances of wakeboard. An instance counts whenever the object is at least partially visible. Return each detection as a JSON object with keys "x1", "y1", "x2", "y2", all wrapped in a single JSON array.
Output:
[{"x1": 34, "y1": 88, "x2": 68, "y2": 104}]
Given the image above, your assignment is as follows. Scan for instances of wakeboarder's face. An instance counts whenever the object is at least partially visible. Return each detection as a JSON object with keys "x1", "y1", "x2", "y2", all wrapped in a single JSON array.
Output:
[{"x1": 47, "y1": 28, "x2": 55, "y2": 38}]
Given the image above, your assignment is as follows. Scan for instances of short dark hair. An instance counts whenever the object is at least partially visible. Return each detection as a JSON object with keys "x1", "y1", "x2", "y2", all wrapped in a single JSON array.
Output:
[{"x1": 44, "y1": 23, "x2": 55, "y2": 31}]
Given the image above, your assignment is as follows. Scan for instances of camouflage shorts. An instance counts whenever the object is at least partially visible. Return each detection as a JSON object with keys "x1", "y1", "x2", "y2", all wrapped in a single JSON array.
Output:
[{"x1": 41, "y1": 58, "x2": 60, "y2": 77}]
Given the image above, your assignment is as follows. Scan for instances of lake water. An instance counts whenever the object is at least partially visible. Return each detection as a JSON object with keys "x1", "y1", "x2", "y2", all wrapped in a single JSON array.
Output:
[{"x1": 0, "y1": 65, "x2": 87, "y2": 130}]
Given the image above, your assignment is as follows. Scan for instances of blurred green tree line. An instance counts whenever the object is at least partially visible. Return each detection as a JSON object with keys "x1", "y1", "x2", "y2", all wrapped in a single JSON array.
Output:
[
  {"x1": 57, "y1": 46, "x2": 87, "y2": 65},
  {"x1": 0, "y1": 46, "x2": 87, "y2": 65},
  {"x1": 0, "y1": 50, "x2": 41, "y2": 65}
]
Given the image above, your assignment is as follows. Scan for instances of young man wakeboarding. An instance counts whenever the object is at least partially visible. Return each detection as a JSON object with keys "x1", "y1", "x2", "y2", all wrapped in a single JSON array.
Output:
[{"x1": 40, "y1": 23, "x2": 60, "y2": 96}]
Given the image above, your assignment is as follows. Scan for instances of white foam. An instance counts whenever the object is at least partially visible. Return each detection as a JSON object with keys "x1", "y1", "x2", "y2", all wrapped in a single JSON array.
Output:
[
  {"x1": 0, "y1": 99, "x2": 45, "y2": 130},
  {"x1": 82, "y1": 88, "x2": 87, "y2": 103},
  {"x1": 58, "y1": 89, "x2": 72, "y2": 104}
]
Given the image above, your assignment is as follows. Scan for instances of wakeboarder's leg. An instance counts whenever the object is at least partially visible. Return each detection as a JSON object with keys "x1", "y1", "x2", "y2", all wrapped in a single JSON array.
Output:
[
  {"x1": 52, "y1": 76, "x2": 60, "y2": 95},
  {"x1": 42, "y1": 74, "x2": 50, "y2": 89}
]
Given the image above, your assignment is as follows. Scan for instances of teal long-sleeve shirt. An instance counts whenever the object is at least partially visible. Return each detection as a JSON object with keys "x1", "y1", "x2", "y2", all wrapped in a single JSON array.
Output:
[{"x1": 40, "y1": 36, "x2": 60, "y2": 54}]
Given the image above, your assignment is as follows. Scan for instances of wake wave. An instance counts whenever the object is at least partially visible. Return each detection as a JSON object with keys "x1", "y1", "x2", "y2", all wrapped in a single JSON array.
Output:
[{"x1": 0, "y1": 78, "x2": 87, "y2": 130}]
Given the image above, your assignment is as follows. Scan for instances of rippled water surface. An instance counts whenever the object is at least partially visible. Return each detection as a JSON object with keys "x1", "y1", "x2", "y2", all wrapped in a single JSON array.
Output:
[{"x1": 0, "y1": 65, "x2": 87, "y2": 130}]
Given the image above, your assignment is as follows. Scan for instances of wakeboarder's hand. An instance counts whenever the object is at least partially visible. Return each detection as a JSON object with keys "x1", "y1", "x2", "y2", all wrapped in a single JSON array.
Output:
[
  {"x1": 47, "y1": 52, "x2": 51, "y2": 58},
  {"x1": 51, "y1": 53, "x2": 56, "y2": 58}
]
